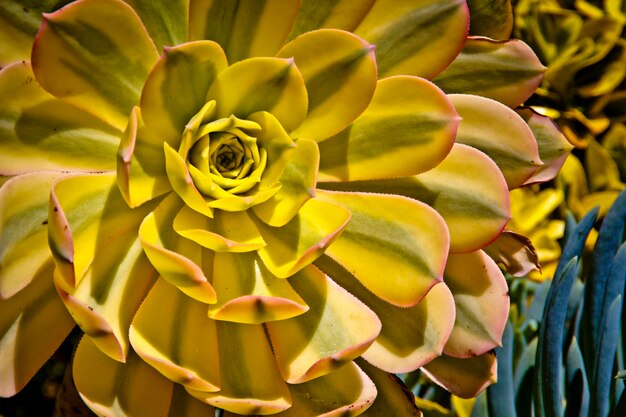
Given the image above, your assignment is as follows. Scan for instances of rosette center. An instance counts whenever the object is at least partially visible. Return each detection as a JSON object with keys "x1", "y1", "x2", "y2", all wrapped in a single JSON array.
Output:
[
  {"x1": 213, "y1": 137, "x2": 241, "y2": 173},
  {"x1": 164, "y1": 101, "x2": 296, "y2": 214}
]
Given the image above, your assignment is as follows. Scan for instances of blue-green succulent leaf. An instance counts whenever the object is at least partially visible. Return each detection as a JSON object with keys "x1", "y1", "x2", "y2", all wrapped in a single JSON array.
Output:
[
  {"x1": 614, "y1": 390, "x2": 626, "y2": 417},
  {"x1": 487, "y1": 322, "x2": 516, "y2": 417},
  {"x1": 535, "y1": 258, "x2": 579, "y2": 417},
  {"x1": 585, "y1": 190, "x2": 626, "y2": 378},
  {"x1": 565, "y1": 279, "x2": 585, "y2": 348},
  {"x1": 564, "y1": 337, "x2": 589, "y2": 417},
  {"x1": 603, "y1": 244, "x2": 626, "y2": 325},
  {"x1": 591, "y1": 296, "x2": 623, "y2": 417},
  {"x1": 562, "y1": 212, "x2": 578, "y2": 249},
  {"x1": 553, "y1": 207, "x2": 599, "y2": 281},
  {"x1": 527, "y1": 280, "x2": 551, "y2": 323},
  {"x1": 471, "y1": 392, "x2": 489, "y2": 417},
  {"x1": 514, "y1": 337, "x2": 537, "y2": 417}
]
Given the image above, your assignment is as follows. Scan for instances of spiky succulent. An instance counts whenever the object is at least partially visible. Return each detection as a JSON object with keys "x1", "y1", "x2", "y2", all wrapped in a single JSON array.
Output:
[{"x1": 0, "y1": 0, "x2": 569, "y2": 415}]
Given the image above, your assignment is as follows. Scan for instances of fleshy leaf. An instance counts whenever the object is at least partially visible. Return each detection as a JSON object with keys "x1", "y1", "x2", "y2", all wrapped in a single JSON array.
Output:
[
  {"x1": 130, "y1": 278, "x2": 220, "y2": 392},
  {"x1": 443, "y1": 251, "x2": 509, "y2": 358},
  {"x1": 318, "y1": 76, "x2": 458, "y2": 182},
  {"x1": 354, "y1": 0, "x2": 469, "y2": 79},
  {"x1": 320, "y1": 144, "x2": 510, "y2": 253},
  {"x1": 287, "y1": 0, "x2": 376, "y2": 39},
  {"x1": 0, "y1": 260, "x2": 74, "y2": 397},
  {"x1": 316, "y1": 190, "x2": 449, "y2": 307},
  {"x1": 0, "y1": 61, "x2": 120, "y2": 175},
  {"x1": 544, "y1": 18, "x2": 623, "y2": 96},
  {"x1": 189, "y1": 0, "x2": 300, "y2": 62},
  {"x1": 586, "y1": 138, "x2": 623, "y2": 191},
  {"x1": 253, "y1": 138, "x2": 318, "y2": 227},
  {"x1": 316, "y1": 256, "x2": 455, "y2": 373},
  {"x1": 206, "y1": 57, "x2": 308, "y2": 132},
  {"x1": 47, "y1": 172, "x2": 136, "y2": 289},
  {"x1": 73, "y1": 336, "x2": 173, "y2": 417},
  {"x1": 422, "y1": 351, "x2": 498, "y2": 399},
  {"x1": 509, "y1": 187, "x2": 564, "y2": 234},
  {"x1": 140, "y1": 40, "x2": 228, "y2": 145},
  {"x1": 228, "y1": 361, "x2": 377, "y2": 417},
  {"x1": 433, "y1": 37, "x2": 546, "y2": 108},
  {"x1": 558, "y1": 155, "x2": 591, "y2": 218},
  {"x1": 208, "y1": 252, "x2": 308, "y2": 323},
  {"x1": 206, "y1": 185, "x2": 281, "y2": 212},
  {"x1": 450, "y1": 94, "x2": 542, "y2": 189},
  {"x1": 174, "y1": 206, "x2": 265, "y2": 253},
  {"x1": 138, "y1": 194, "x2": 217, "y2": 304},
  {"x1": 186, "y1": 321, "x2": 291, "y2": 415},
  {"x1": 255, "y1": 198, "x2": 351, "y2": 278},
  {"x1": 357, "y1": 359, "x2": 422, "y2": 417},
  {"x1": 517, "y1": 107, "x2": 574, "y2": 184},
  {"x1": 466, "y1": 0, "x2": 513, "y2": 39},
  {"x1": 484, "y1": 230, "x2": 541, "y2": 277},
  {"x1": 576, "y1": 38, "x2": 626, "y2": 98},
  {"x1": 266, "y1": 265, "x2": 380, "y2": 383},
  {"x1": 606, "y1": 0, "x2": 626, "y2": 20},
  {"x1": 31, "y1": 0, "x2": 159, "y2": 130},
  {"x1": 163, "y1": 142, "x2": 215, "y2": 218},
  {"x1": 117, "y1": 106, "x2": 171, "y2": 208},
  {"x1": 0, "y1": 1, "x2": 71, "y2": 66},
  {"x1": 56, "y1": 243, "x2": 156, "y2": 363},
  {"x1": 276, "y1": 29, "x2": 377, "y2": 141},
  {"x1": 246, "y1": 111, "x2": 297, "y2": 189},
  {"x1": 167, "y1": 385, "x2": 217, "y2": 417},
  {"x1": 0, "y1": 172, "x2": 64, "y2": 298},
  {"x1": 49, "y1": 173, "x2": 158, "y2": 361},
  {"x1": 122, "y1": 0, "x2": 189, "y2": 51},
  {"x1": 362, "y1": 282, "x2": 455, "y2": 373}
]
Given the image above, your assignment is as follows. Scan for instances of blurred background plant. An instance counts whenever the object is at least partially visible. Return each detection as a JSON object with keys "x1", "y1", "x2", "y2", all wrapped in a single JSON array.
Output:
[
  {"x1": 514, "y1": 0, "x2": 626, "y2": 199},
  {"x1": 509, "y1": 0, "x2": 626, "y2": 278}
]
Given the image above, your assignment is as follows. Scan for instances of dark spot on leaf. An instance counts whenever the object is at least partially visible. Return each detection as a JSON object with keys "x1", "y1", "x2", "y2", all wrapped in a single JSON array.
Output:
[
  {"x1": 465, "y1": 349, "x2": 477, "y2": 357},
  {"x1": 42, "y1": 220, "x2": 48, "y2": 225}
]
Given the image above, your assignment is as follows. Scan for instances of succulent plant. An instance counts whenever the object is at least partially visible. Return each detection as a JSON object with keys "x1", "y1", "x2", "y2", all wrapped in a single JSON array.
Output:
[
  {"x1": 415, "y1": 189, "x2": 626, "y2": 417},
  {"x1": 514, "y1": 0, "x2": 626, "y2": 215},
  {"x1": 0, "y1": 0, "x2": 569, "y2": 415},
  {"x1": 494, "y1": 189, "x2": 626, "y2": 417}
]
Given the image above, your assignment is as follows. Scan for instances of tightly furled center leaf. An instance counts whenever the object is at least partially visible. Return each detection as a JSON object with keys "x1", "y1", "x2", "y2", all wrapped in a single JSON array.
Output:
[
  {"x1": 185, "y1": 109, "x2": 265, "y2": 195},
  {"x1": 210, "y1": 137, "x2": 245, "y2": 175},
  {"x1": 163, "y1": 98, "x2": 297, "y2": 214}
]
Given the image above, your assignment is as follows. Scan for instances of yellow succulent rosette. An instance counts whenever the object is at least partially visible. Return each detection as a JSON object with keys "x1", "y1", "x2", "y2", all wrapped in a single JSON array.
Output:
[{"x1": 0, "y1": 0, "x2": 570, "y2": 415}]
